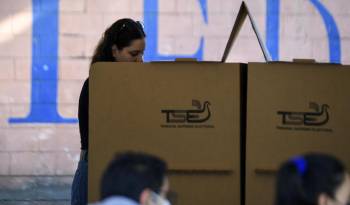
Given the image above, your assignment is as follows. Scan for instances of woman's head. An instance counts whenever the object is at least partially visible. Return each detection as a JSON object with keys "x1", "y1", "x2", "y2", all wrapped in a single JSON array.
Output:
[
  {"x1": 91, "y1": 18, "x2": 146, "y2": 64},
  {"x1": 275, "y1": 153, "x2": 350, "y2": 205}
]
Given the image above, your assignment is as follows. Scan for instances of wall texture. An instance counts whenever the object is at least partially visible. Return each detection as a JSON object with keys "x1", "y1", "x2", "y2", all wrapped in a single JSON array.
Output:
[{"x1": 0, "y1": 0, "x2": 349, "y2": 204}]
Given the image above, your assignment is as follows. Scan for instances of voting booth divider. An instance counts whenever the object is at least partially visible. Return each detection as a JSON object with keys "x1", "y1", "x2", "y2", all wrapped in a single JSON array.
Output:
[
  {"x1": 88, "y1": 61, "x2": 245, "y2": 205},
  {"x1": 245, "y1": 62, "x2": 350, "y2": 205},
  {"x1": 88, "y1": 2, "x2": 350, "y2": 205}
]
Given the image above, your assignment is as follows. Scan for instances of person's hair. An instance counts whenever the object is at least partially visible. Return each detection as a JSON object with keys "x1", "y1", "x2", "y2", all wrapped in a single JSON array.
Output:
[
  {"x1": 91, "y1": 18, "x2": 146, "y2": 65},
  {"x1": 275, "y1": 153, "x2": 346, "y2": 205},
  {"x1": 100, "y1": 151, "x2": 167, "y2": 202}
]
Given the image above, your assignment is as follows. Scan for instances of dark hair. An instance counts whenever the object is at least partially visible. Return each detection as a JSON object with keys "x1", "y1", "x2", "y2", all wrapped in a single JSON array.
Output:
[
  {"x1": 91, "y1": 18, "x2": 146, "y2": 65},
  {"x1": 275, "y1": 153, "x2": 346, "y2": 205},
  {"x1": 100, "y1": 152, "x2": 167, "y2": 202}
]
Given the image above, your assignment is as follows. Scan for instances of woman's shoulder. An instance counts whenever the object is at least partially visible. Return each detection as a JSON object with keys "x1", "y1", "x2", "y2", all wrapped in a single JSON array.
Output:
[
  {"x1": 79, "y1": 78, "x2": 89, "y2": 99},
  {"x1": 83, "y1": 78, "x2": 89, "y2": 89}
]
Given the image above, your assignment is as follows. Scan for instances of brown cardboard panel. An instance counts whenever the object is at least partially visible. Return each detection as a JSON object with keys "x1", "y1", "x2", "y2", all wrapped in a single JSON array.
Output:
[
  {"x1": 292, "y1": 59, "x2": 316, "y2": 63},
  {"x1": 246, "y1": 62, "x2": 350, "y2": 205},
  {"x1": 168, "y1": 172, "x2": 238, "y2": 205},
  {"x1": 89, "y1": 62, "x2": 242, "y2": 203}
]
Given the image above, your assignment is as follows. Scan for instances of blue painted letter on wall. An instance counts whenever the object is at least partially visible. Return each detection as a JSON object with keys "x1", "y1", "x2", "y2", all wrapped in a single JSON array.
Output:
[{"x1": 9, "y1": 0, "x2": 77, "y2": 123}]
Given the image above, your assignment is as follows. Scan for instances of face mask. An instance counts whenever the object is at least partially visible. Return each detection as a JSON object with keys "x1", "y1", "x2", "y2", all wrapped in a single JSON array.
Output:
[
  {"x1": 332, "y1": 199, "x2": 350, "y2": 205},
  {"x1": 326, "y1": 196, "x2": 350, "y2": 205},
  {"x1": 149, "y1": 191, "x2": 171, "y2": 205}
]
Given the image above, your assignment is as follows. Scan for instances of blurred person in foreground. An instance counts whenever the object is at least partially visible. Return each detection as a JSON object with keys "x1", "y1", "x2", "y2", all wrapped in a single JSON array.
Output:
[
  {"x1": 275, "y1": 153, "x2": 350, "y2": 205},
  {"x1": 91, "y1": 152, "x2": 170, "y2": 205}
]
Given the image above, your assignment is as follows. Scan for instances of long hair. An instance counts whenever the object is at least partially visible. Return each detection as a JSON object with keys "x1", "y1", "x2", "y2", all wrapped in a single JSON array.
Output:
[
  {"x1": 275, "y1": 153, "x2": 346, "y2": 205},
  {"x1": 91, "y1": 18, "x2": 146, "y2": 65}
]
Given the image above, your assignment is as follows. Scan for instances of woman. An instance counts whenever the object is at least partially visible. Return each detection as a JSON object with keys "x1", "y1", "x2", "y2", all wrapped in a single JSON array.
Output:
[
  {"x1": 275, "y1": 153, "x2": 350, "y2": 205},
  {"x1": 71, "y1": 18, "x2": 146, "y2": 205}
]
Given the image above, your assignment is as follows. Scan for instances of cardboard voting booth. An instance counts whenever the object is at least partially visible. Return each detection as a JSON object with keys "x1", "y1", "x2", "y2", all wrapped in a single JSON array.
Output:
[
  {"x1": 89, "y1": 62, "x2": 244, "y2": 204},
  {"x1": 245, "y1": 62, "x2": 350, "y2": 205},
  {"x1": 87, "y1": 1, "x2": 350, "y2": 205},
  {"x1": 88, "y1": 2, "x2": 265, "y2": 205}
]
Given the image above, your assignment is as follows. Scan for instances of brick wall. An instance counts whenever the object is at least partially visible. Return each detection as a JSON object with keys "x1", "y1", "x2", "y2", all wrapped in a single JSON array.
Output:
[{"x1": 0, "y1": 0, "x2": 349, "y2": 204}]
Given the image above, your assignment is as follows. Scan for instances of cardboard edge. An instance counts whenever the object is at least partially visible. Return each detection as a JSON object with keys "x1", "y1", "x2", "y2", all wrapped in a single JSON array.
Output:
[{"x1": 221, "y1": 1, "x2": 272, "y2": 63}]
